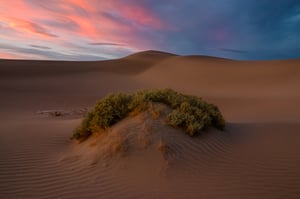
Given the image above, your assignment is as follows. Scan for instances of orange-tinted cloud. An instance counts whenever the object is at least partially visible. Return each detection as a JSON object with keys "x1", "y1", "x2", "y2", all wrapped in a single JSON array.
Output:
[
  {"x1": 0, "y1": 16, "x2": 58, "y2": 38},
  {"x1": 2, "y1": 0, "x2": 299, "y2": 60},
  {"x1": 97, "y1": 1, "x2": 164, "y2": 30},
  {"x1": 0, "y1": 52, "x2": 18, "y2": 59},
  {"x1": 0, "y1": 0, "x2": 167, "y2": 60}
]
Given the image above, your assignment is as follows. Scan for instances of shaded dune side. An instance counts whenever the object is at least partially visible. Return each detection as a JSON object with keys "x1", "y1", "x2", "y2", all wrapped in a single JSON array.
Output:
[
  {"x1": 0, "y1": 50, "x2": 176, "y2": 77},
  {"x1": 136, "y1": 56, "x2": 300, "y2": 98},
  {"x1": 136, "y1": 56, "x2": 300, "y2": 122},
  {"x1": 1, "y1": 115, "x2": 300, "y2": 198},
  {"x1": 165, "y1": 123, "x2": 300, "y2": 199},
  {"x1": 0, "y1": 119, "x2": 137, "y2": 199},
  {"x1": 0, "y1": 105, "x2": 227, "y2": 199},
  {"x1": 0, "y1": 51, "x2": 176, "y2": 111},
  {"x1": 59, "y1": 104, "x2": 300, "y2": 198}
]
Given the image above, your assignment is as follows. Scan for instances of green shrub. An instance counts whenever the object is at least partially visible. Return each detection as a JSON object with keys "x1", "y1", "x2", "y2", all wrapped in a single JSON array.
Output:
[{"x1": 72, "y1": 89, "x2": 225, "y2": 140}]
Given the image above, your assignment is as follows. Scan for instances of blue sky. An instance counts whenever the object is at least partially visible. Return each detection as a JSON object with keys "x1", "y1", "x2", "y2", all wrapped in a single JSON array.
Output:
[{"x1": 0, "y1": 0, "x2": 299, "y2": 60}]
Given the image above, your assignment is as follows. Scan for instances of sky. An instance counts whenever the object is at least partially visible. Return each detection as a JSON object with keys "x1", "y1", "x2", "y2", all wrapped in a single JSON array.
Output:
[{"x1": 0, "y1": 0, "x2": 300, "y2": 60}]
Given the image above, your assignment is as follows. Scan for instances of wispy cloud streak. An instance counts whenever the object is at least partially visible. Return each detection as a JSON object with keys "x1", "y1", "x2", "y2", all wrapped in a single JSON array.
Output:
[{"x1": 0, "y1": 0, "x2": 299, "y2": 60}]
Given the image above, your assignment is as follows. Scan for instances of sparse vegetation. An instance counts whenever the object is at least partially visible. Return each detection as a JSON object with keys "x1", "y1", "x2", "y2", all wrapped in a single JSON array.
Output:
[{"x1": 72, "y1": 89, "x2": 225, "y2": 140}]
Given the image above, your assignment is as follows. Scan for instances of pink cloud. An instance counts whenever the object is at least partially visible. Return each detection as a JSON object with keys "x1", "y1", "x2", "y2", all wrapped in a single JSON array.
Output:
[
  {"x1": 0, "y1": 16, "x2": 57, "y2": 38},
  {"x1": 0, "y1": 0, "x2": 168, "y2": 59},
  {"x1": 0, "y1": 52, "x2": 17, "y2": 59},
  {"x1": 103, "y1": 1, "x2": 164, "y2": 29},
  {"x1": 0, "y1": 51, "x2": 43, "y2": 60}
]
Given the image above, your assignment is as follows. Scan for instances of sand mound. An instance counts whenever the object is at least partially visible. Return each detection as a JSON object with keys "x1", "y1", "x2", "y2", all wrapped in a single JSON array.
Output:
[
  {"x1": 60, "y1": 103, "x2": 231, "y2": 191},
  {"x1": 70, "y1": 103, "x2": 222, "y2": 162},
  {"x1": 69, "y1": 104, "x2": 174, "y2": 163},
  {"x1": 70, "y1": 100, "x2": 225, "y2": 160},
  {"x1": 72, "y1": 89, "x2": 225, "y2": 140}
]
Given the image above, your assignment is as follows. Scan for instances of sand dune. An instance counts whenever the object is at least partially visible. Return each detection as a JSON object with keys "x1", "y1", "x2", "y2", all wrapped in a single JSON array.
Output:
[
  {"x1": 0, "y1": 51, "x2": 300, "y2": 198},
  {"x1": 0, "y1": 50, "x2": 175, "y2": 77},
  {"x1": 136, "y1": 55, "x2": 300, "y2": 122}
]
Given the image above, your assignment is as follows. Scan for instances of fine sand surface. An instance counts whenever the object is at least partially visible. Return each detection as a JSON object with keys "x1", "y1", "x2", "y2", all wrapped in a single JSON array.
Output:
[{"x1": 1, "y1": 50, "x2": 300, "y2": 198}]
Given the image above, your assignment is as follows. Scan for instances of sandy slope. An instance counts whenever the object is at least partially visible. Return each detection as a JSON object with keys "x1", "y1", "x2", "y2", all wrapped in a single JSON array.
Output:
[{"x1": 0, "y1": 51, "x2": 300, "y2": 199}]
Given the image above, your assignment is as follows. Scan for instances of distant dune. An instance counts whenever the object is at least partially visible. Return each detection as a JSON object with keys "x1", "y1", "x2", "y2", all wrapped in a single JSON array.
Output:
[{"x1": 1, "y1": 51, "x2": 300, "y2": 198}]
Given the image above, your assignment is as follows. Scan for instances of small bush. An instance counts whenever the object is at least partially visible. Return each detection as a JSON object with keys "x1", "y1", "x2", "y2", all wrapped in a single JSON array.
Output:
[{"x1": 72, "y1": 89, "x2": 225, "y2": 140}]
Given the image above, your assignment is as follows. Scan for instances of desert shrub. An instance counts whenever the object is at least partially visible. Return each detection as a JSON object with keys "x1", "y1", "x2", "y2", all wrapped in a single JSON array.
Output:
[
  {"x1": 72, "y1": 93, "x2": 133, "y2": 140},
  {"x1": 72, "y1": 89, "x2": 225, "y2": 140}
]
